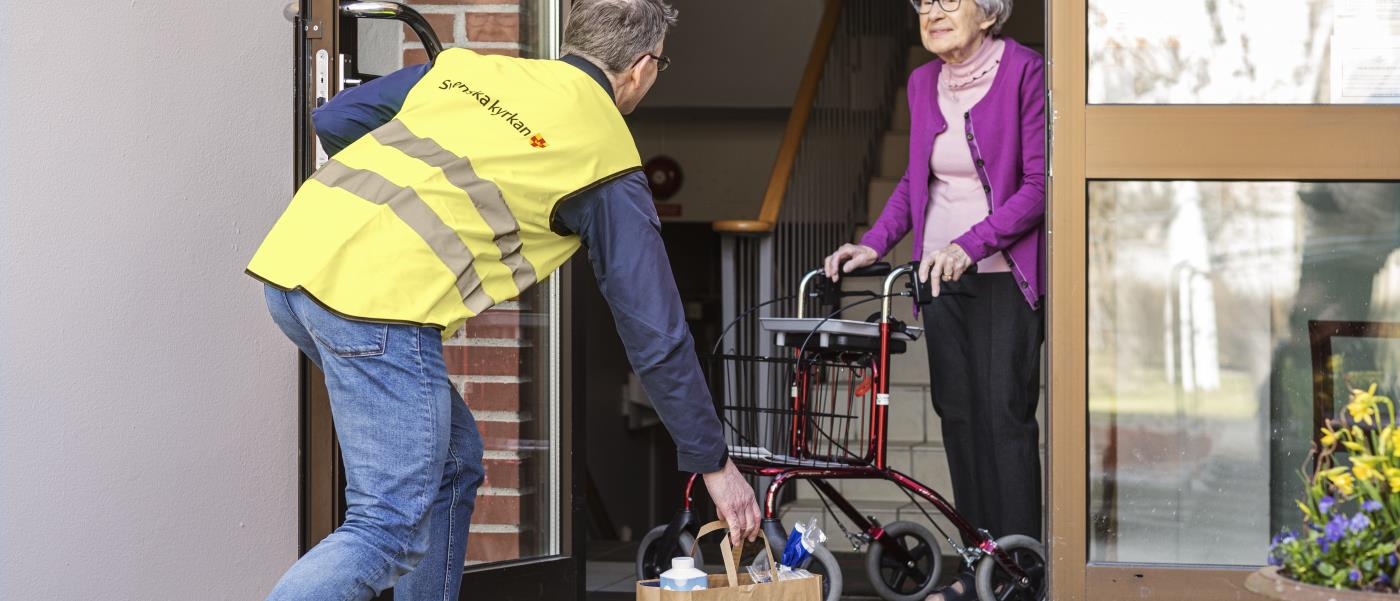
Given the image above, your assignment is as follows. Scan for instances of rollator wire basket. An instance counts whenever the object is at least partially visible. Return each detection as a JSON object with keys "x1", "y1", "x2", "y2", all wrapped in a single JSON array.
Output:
[
  {"x1": 710, "y1": 350, "x2": 878, "y2": 468},
  {"x1": 705, "y1": 263, "x2": 923, "y2": 470}
]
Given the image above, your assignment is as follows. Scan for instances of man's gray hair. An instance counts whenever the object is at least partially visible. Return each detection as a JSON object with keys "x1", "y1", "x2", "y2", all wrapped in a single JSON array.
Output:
[
  {"x1": 972, "y1": 0, "x2": 1013, "y2": 35},
  {"x1": 562, "y1": 0, "x2": 679, "y2": 73}
]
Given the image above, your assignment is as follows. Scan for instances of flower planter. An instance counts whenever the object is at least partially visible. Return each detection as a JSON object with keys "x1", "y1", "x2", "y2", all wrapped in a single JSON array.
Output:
[{"x1": 1247, "y1": 566, "x2": 1400, "y2": 601}]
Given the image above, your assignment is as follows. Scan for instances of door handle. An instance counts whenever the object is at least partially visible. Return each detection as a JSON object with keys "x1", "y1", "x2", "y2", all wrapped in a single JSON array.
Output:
[{"x1": 339, "y1": 1, "x2": 444, "y2": 61}]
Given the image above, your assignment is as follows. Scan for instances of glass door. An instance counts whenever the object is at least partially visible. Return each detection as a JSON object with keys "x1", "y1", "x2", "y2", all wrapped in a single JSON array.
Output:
[
  {"x1": 1046, "y1": 0, "x2": 1400, "y2": 598},
  {"x1": 292, "y1": 1, "x2": 578, "y2": 598}
]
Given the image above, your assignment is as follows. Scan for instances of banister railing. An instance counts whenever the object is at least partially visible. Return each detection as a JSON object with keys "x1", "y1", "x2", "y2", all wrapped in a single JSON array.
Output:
[
  {"x1": 712, "y1": 0, "x2": 845, "y2": 235},
  {"x1": 714, "y1": 0, "x2": 911, "y2": 362}
]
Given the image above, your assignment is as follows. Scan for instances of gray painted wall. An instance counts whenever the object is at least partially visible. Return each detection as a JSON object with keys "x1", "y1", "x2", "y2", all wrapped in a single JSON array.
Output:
[
  {"x1": 644, "y1": 0, "x2": 823, "y2": 107},
  {"x1": 0, "y1": 2, "x2": 299, "y2": 598}
]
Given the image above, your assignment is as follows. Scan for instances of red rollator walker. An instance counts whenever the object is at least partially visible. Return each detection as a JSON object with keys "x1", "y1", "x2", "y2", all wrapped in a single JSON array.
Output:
[{"x1": 636, "y1": 262, "x2": 1046, "y2": 601}]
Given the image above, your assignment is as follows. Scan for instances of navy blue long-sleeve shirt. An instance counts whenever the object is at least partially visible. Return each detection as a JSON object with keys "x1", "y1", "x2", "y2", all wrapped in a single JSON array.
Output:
[{"x1": 312, "y1": 57, "x2": 727, "y2": 474}]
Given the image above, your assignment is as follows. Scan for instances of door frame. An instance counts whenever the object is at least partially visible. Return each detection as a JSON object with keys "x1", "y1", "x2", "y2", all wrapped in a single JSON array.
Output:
[
  {"x1": 1044, "y1": 0, "x2": 1400, "y2": 599},
  {"x1": 292, "y1": 1, "x2": 581, "y2": 598}
]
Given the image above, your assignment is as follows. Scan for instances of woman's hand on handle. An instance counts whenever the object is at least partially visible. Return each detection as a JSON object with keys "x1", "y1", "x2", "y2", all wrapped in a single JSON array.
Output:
[
  {"x1": 918, "y1": 243, "x2": 972, "y2": 297},
  {"x1": 702, "y1": 459, "x2": 762, "y2": 546},
  {"x1": 822, "y1": 243, "x2": 879, "y2": 283}
]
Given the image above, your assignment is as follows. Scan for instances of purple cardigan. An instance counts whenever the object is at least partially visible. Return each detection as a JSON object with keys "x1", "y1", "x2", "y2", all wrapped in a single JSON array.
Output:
[{"x1": 860, "y1": 37, "x2": 1046, "y2": 308}]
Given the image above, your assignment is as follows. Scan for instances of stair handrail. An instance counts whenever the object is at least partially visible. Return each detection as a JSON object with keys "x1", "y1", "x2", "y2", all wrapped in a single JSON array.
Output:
[{"x1": 712, "y1": 0, "x2": 843, "y2": 234}]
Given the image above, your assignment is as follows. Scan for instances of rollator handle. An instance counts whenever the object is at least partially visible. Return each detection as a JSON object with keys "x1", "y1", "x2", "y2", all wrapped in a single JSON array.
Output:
[
  {"x1": 839, "y1": 261, "x2": 892, "y2": 278},
  {"x1": 909, "y1": 261, "x2": 978, "y2": 305}
]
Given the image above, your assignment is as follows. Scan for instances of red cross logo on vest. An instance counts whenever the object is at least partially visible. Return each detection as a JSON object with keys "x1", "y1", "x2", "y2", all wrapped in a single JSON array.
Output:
[{"x1": 530, "y1": 135, "x2": 548, "y2": 149}]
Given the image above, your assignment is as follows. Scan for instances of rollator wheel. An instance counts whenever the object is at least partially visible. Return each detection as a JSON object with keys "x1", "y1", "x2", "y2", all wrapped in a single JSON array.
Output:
[
  {"x1": 864, "y1": 521, "x2": 943, "y2": 601},
  {"x1": 799, "y1": 542, "x2": 844, "y2": 601},
  {"x1": 635, "y1": 524, "x2": 703, "y2": 580},
  {"x1": 974, "y1": 535, "x2": 1046, "y2": 601}
]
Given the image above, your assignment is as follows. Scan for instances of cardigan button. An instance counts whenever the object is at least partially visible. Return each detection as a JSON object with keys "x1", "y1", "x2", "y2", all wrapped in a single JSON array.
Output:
[
  {"x1": 982, "y1": 184, "x2": 991, "y2": 192},
  {"x1": 965, "y1": 132, "x2": 974, "y2": 141},
  {"x1": 1006, "y1": 258, "x2": 1015, "y2": 268},
  {"x1": 975, "y1": 159, "x2": 985, "y2": 167},
  {"x1": 1019, "y1": 280, "x2": 1029, "y2": 289},
  {"x1": 963, "y1": 111, "x2": 970, "y2": 120}
]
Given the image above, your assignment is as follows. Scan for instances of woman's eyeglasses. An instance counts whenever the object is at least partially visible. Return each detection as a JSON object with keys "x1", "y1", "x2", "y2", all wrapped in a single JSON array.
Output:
[{"x1": 909, "y1": 0, "x2": 962, "y2": 14}]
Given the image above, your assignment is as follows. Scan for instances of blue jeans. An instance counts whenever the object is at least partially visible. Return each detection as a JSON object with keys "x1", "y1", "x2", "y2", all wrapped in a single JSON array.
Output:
[{"x1": 263, "y1": 286, "x2": 485, "y2": 601}]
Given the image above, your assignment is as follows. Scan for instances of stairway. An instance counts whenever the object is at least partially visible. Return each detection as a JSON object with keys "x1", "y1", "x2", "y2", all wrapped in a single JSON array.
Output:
[{"x1": 778, "y1": 45, "x2": 1047, "y2": 558}]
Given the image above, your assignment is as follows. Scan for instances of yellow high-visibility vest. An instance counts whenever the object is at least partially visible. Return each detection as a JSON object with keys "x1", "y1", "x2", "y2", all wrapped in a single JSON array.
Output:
[{"x1": 247, "y1": 49, "x2": 641, "y2": 338}]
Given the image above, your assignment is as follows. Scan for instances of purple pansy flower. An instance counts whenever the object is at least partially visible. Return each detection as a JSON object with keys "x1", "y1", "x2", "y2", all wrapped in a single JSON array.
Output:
[
  {"x1": 1350, "y1": 512, "x2": 1371, "y2": 534},
  {"x1": 1326, "y1": 514, "x2": 1348, "y2": 542},
  {"x1": 1364, "y1": 499, "x2": 1383, "y2": 513},
  {"x1": 1320, "y1": 496, "x2": 1336, "y2": 514},
  {"x1": 1351, "y1": 569, "x2": 1362, "y2": 583}
]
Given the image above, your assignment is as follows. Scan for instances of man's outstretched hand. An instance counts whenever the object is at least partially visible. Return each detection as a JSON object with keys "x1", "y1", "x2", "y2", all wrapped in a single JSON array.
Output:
[{"x1": 702, "y1": 459, "x2": 762, "y2": 546}]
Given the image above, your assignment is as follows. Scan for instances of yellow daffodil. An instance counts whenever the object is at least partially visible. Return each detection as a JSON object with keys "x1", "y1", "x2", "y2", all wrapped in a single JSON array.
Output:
[
  {"x1": 1354, "y1": 461, "x2": 1379, "y2": 481},
  {"x1": 1331, "y1": 472, "x2": 1357, "y2": 496},
  {"x1": 1297, "y1": 499, "x2": 1315, "y2": 520},
  {"x1": 1344, "y1": 440, "x2": 1368, "y2": 454},
  {"x1": 1348, "y1": 396, "x2": 1377, "y2": 425},
  {"x1": 1386, "y1": 468, "x2": 1400, "y2": 493},
  {"x1": 1321, "y1": 427, "x2": 1339, "y2": 447}
]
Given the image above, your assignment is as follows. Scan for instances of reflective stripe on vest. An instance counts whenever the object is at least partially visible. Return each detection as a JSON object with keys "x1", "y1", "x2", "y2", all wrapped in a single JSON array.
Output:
[
  {"x1": 370, "y1": 119, "x2": 538, "y2": 294},
  {"x1": 310, "y1": 159, "x2": 495, "y2": 314}
]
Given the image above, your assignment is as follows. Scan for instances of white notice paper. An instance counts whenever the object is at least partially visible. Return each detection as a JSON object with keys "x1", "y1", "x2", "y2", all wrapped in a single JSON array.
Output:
[{"x1": 1331, "y1": 0, "x2": 1400, "y2": 103}]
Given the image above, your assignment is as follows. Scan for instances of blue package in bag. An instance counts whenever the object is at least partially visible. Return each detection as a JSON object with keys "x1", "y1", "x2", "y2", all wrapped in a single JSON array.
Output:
[{"x1": 779, "y1": 518, "x2": 827, "y2": 567}]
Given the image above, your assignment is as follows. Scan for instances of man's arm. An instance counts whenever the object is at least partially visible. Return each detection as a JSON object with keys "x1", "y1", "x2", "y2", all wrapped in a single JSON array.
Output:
[
  {"x1": 554, "y1": 171, "x2": 726, "y2": 472},
  {"x1": 554, "y1": 172, "x2": 761, "y2": 543},
  {"x1": 312, "y1": 63, "x2": 431, "y2": 156}
]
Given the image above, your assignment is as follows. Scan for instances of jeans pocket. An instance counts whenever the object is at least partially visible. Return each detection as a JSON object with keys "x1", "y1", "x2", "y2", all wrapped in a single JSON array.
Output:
[{"x1": 297, "y1": 296, "x2": 390, "y2": 358}]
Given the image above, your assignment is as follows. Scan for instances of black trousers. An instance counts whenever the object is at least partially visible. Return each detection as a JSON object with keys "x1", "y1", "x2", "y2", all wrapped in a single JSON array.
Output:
[{"x1": 921, "y1": 272, "x2": 1044, "y2": 541}]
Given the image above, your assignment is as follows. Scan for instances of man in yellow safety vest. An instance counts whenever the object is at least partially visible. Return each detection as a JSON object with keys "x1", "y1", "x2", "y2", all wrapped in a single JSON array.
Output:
[{"x1": 247, "y1": 2, "x2": 759, "y2": 599}]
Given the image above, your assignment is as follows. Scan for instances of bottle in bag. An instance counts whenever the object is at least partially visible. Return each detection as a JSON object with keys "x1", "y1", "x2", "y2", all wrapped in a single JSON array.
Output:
[{"x1": 659, "y1": 557, "x2": 708, "y2": 591}]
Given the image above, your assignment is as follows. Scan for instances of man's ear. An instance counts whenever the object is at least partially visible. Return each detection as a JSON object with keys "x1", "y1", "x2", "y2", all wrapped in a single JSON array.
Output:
[{"x1": 626, "y1": 59, "x2": 648, "y2": 88}]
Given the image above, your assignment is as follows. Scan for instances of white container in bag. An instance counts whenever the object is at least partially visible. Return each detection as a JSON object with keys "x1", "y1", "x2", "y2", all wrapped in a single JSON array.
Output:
[{"x1": 659, "y1": 557, "x2": 708, "y2": 591}]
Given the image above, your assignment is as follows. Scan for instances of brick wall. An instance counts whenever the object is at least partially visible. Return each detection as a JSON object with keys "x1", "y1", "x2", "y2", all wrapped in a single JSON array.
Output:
[
  {"x1": 404, "y1": 1, "x2": 523, "y2": 68},
  {"x1": 445, "y1": 291, "x2": 548, "y2": 565},
  {"x1": 404, "y1": 0, "x2": 542, "y2": 566}
]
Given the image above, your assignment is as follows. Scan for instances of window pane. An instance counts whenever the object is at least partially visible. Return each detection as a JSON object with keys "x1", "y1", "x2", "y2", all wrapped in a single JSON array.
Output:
[
  {"x1": 351, "y1": 3, "x2": 529, "y2": 79},
  {"x1": 379, "y1": 1, "x2": 562, "y2": 568},
  {"x1": 1088, "y1": 181, "x2": 1400, "y2": 565},
  {"x1": 1088, "y1": 0, "x2": 1400, "y2": 104}
]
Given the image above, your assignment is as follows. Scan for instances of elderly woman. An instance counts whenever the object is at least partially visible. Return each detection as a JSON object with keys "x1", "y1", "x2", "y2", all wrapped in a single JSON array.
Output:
[{"x1": 824, "y1": 0, "x2": 1044, "y2": 597}]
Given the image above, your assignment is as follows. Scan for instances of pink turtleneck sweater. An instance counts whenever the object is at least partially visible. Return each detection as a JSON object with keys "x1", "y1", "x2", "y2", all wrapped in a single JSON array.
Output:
[{"x1": 922, "y1": 36, "x2": 1009, "y2": 273}]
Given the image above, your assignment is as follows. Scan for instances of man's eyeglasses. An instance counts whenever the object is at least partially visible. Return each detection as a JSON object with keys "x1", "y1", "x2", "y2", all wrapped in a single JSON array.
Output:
[
  {"x1": 909, "y1": 0, "x2": 962, "y2": 14},
  {"x1": 634, "y1": 53, "x2": 671, "y2": 72}
]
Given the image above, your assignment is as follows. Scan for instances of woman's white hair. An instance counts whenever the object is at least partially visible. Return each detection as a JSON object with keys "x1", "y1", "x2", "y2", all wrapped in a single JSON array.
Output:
[{"x1": 971, "y1": 0, "x2": 1013, "y2": 35}]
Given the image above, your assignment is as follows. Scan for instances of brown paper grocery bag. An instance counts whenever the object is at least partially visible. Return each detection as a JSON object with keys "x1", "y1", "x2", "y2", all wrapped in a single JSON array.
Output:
[{"x1": 635, "y1": 520, "x2": 823, "y2": 601}]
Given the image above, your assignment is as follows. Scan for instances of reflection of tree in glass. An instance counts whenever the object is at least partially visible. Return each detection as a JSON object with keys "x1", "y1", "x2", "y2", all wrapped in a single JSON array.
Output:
[
  {"x1": 1088, "y1": 0, "x2": 1333, "y2": 103},
  {"x1": 1088, "y1": 181, "x2": 1400, "y2": 564}
]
